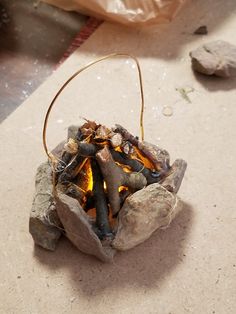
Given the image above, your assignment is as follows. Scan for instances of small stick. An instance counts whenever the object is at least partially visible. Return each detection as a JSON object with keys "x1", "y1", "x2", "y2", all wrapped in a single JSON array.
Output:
[
  {"x1": 96, "y1": 146, "x2": 147, "y2": 215},
  {"x1": 77, "y1": 142, "x2": 99, "y2": 157},
  {"x1": 84, "y1": 190, "x2": 130, "y2": 212},
  {"x1": 57, "y1": 151, "x2": 73, "y2": 173},
  {"x1": 110, "y1": 150, "x2": 161, "y2": 184},
  {"x1": 58, "y1": 142, "x2": 98, "y2": 183},
  {"x1": 91, "y1": 159, "x2": 112, "y2": 238},
  {"x1": 58, "y1": 154, "x2": 84, "y2": 183},
  {"x1": 114, "y1": 124, "x2": 170, "y2": 171}
]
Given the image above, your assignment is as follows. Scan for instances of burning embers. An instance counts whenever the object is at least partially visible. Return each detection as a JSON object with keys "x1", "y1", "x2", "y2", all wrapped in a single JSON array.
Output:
[{"x1": 30, "y1": 121, "x2": 187, "y2": 262}]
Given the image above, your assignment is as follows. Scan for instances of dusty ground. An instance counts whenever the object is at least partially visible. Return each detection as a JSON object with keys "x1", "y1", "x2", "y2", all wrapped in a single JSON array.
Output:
[{"x1": 0, "y1": 0, "x2": 236, "y2": 313}]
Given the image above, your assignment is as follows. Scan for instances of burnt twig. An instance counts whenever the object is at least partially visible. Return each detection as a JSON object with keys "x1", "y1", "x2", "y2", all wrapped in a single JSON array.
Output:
[
  {"x1": 110, "y1": 150, "x2": 161, "y2": 184},
  {"x1": 114, "y1": 124, "x2": 170, "y2": 171},
  {"x1": 96, "y1": 146, "x2": 147, "y2": 215},
  {"x1": 91, "y1": 159, "x2": 112, "y2": 239},
  {"x1": 77, "y1": 142, "x2": 99, "y2": 157},
  {"x1": 58, "y1": 142, "x2": 98, "y2": 183}
]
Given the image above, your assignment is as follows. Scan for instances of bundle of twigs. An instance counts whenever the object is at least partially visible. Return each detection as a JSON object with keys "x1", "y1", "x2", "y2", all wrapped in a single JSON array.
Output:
[{"x1": 53, "y1": 120, "x2": 171, "y2": 240}]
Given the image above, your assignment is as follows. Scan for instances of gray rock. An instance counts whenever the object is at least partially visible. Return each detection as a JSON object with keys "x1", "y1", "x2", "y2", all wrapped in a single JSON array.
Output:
[
  {"x1": 29, "y1": 162, "x2": 62, "y2": 251},
  {"x1": 56, "y1": 193, "x2": 116, "y2": 263},
  {"x1": 193, "y1": 25, "x2": 208, "y2": 35},
  {"x1": 29, "y1": 125, "x2": 81, "y2": 252},
  {"x1": 112, "y1": 183, "x2": 181, "y2": 251},
  {"x1": 67, "y1": 125, "x2": 79, "y2": 141},
  {"x1": 161, "y1": 159, "x2": 187, "y2": 194},
  {"x1": 190, "y1": 40, "x2": 236, "y2": 77}
]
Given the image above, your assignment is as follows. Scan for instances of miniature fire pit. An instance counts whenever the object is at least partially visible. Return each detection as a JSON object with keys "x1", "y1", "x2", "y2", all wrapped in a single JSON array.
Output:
[
  {"x1": 29, "y1": 54, "x2": 187, "y2": 262},
  {"x1": 30, "y1": 122, "x2": 187, "y2": 262}
]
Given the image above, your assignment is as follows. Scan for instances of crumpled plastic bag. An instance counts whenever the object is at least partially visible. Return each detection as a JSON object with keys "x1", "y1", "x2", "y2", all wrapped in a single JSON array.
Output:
[{"x1": 42, "y1": 0, "x2": 186, "y2": 26}]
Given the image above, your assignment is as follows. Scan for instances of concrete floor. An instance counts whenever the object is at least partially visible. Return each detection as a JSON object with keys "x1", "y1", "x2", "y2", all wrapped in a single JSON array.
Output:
[
  {"x1": 0, "y1": 0, "x2": 236, "y2": 313},
  {"x1": 0, "y1": 0, "x2": 87, "y2": 122}
]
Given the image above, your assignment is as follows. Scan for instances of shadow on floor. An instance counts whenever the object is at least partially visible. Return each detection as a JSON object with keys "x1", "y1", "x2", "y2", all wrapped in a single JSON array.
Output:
[
  {"x1": 34, "y1": 201, "x2": 194, "y2": 296},
  {"x1": 193, "y1": 70, "x2": 236, "y2": 91}
]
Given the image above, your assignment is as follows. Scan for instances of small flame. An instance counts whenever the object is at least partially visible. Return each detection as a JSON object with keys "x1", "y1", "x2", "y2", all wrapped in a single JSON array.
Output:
[
  {"x1": 103, "y1": 181, "x2": 107, "y2": 191},
  {"x1": 133, "y1": 147, "x2": 155, "y2": 170},
  {"x1": 118, "y1": 186, "x2": 128, "y2": 192},
  {"x1": 115, "y1": 161, "x2": 131, "y2": 173},
  {"x1": 86, "y1": 161, "x2": 93, "y2": 191}
]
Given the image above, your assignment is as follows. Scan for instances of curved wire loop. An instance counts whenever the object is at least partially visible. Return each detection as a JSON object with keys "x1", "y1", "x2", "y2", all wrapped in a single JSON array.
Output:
[{"x1": 42, "y1": 53, "x2": 145, "y2": 163}]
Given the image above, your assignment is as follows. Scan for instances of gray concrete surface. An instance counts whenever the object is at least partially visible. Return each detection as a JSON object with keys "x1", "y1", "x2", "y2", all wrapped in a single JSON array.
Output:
[{"x1": 0, "y1": 0, "x2": 87, "y2": 122}]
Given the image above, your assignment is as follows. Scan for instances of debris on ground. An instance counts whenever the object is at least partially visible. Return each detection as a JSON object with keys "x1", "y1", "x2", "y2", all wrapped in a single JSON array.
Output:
[
  {"x1": 193, "y1": 25, "x2": 208, "y2": 35},
  {"x1": 162, "y1": 106, "x2": 173, "y2": 116},
  {"x1": 176, "y1": 87, "x2": 194, "y2": 103}
]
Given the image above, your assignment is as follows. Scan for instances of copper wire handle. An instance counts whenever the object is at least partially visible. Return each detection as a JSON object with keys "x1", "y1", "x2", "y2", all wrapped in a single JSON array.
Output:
[{"x1": 42, "y1": 53, "x2": 145, "y2": 162}]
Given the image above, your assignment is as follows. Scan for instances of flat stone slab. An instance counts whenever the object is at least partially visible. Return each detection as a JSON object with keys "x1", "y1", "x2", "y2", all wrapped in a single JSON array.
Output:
[
  {"x1": 56, "y1": 193, "x2": 116, "y2": 262},
  {"x1": 29, "y1": 162, "x2": 62, "y2": 251}
]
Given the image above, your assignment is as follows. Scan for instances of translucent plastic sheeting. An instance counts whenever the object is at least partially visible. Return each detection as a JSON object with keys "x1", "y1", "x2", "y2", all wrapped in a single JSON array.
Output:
[{"x1": 42, "y1": 0, "x2": 186, "y2": 26}]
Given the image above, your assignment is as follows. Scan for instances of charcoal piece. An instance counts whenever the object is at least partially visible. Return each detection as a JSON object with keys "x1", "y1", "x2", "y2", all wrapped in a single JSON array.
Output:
[{"x1": 91, "y1": 159, "x2": 112, "y2": 238}]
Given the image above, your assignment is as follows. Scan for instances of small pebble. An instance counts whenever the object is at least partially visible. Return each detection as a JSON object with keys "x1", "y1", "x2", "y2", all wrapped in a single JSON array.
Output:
[
  {"x1": 162, "y1": 106, "x2": 173, "y2": 117},
  {"x1": 194, "y1": 25, "x2": 208, "y2": 35}
]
